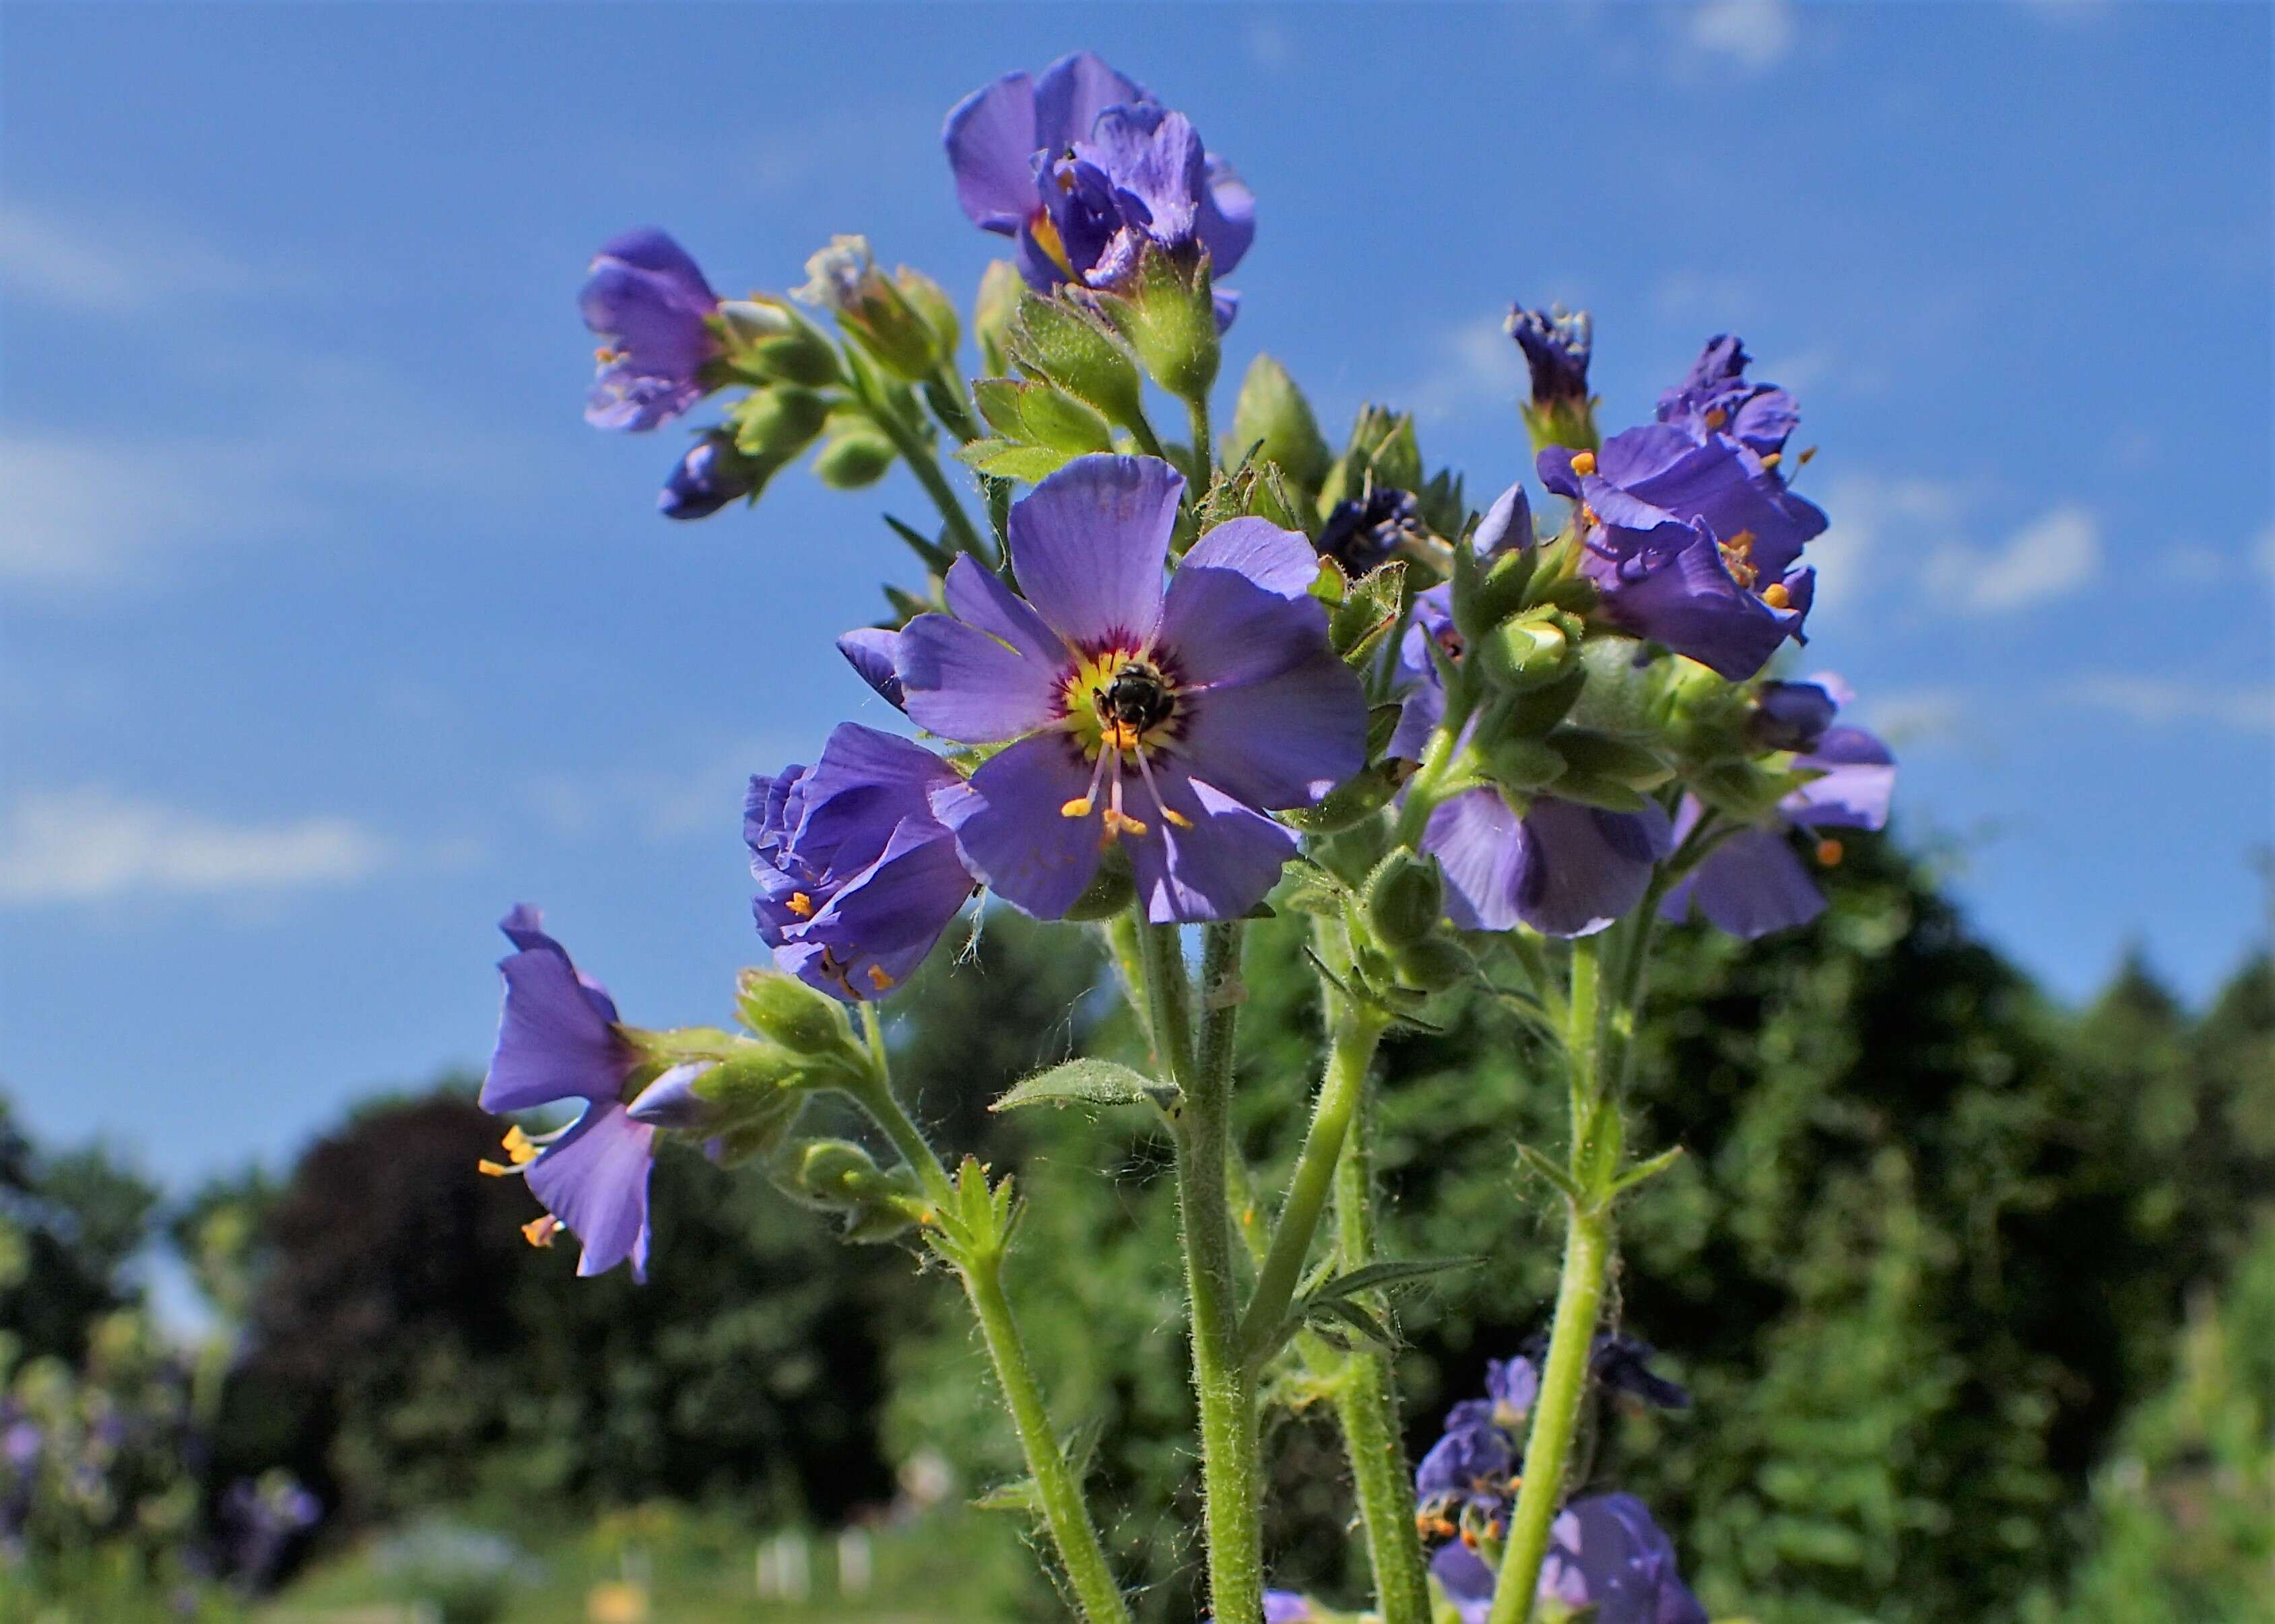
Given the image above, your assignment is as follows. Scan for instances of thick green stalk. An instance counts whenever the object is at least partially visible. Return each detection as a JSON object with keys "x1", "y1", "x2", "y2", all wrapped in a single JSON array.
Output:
[
  {"x1": 1239, "y1": 1003, "x2": 1386, "y2": 1360},
  {"x1": 847, "y1": 1014, "x2": 1129, "y2": 1624},
  {"x1": 1141, "y1": 916, "x2": 1265, "y2": 1624},
  {"x1": 1327, "y1": 1058, "x2": 1435, "y2": 1624},
  {"x1": 1183, "y1": 391, "x2": 1215, "y2": 485},
  {"x1": 864, "y1": 400, "x2": 991, "y2": 562}
]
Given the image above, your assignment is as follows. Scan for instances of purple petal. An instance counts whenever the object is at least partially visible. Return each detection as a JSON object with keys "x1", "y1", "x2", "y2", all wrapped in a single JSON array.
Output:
[
  {"x1": 1584, "y1": 518, "x2": 1801, "y2": 682},
  {"x1": 1123, "y1": 764, "x2": 1299, "y2": 923},
  {"x1": 779, "y1": 817, "x2": 975, "y2": 1001},
  {"x1": 1006, "y1": 455, "x2": 1182, "y2": 651},
  {"x1": 1661, "y1": 827, "x2": 1824, "y2": 939},
  {"x1": 484, "y1": 945, "x2": 634, "y2": 1113},
  {"x1": 944, "y1": 71, "x2": 1039, "y2": 232},
  {"x1": 1078, "y1": 106, "x2": 1206, "y2": 250},
  {"x1": 626, "y1": 1061, "x2": 717, "y2": 1129},
  {"x1": 1424, "y1": 789, "x2": 1532, "y2": 933},
  {"x1": 1517, "y1": 798, "x2": 1674, "y2": 937},
  {"x1": 944, "y1": 555, "x2": 1065, "y2": 664},
  {"x1": 1547, "y1": 1494, "x2": 1708, "y2": 1624},
  {"x1": 896, "y1": 611, "x2": 1063, "y2": 743},
  {"x1": 1431, "y1": 1543, "x2": 1498, "y2": 1609},
  {"x1": 1158, "y1": 524, "x2": 1337, "y2": 687},
  {"x1": 836, "y1": 628, "x2": 906, "y2": 710},
  {"x1": 1197, "y1": 154, "x2": 1256, "y2": 275},
  {"x1": 523, "y1": 1100, "x2": 655, "y2": 1281},
  {"x1": 591, "y1": 228, "x2": 715, "y2": 306},
  {"x1": 932, "y1": 733, "x2": 1104, "y2": 920},
  {"x1": 1472, "y1": 481, "x2": 1534, "y2": 557},
  {"x1": 1172, "y1": 646, "x2": 1366, "y2": 809},
  {"x1": 1033, "y1": 50, "x2": 1150, "y2": 149},
  {"x1": 1785, "y1": 726, "x2": 1895, "y2": 830},
  {"x1": 1181, "y1": 516, "x2": 1323, "y2": 596}
]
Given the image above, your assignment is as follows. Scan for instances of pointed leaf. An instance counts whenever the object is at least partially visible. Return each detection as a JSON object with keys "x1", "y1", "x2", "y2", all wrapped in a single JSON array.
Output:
[
  {"x1": 1309, "y1": 1255, "x2": 1480, "y2": 1304},
  {"x1": 1331, "y1": 562, "x2": 1406, "y2": 663},
  {"x1": 993, "y1": 1058, "x2": 1175, "y2": 1112}
]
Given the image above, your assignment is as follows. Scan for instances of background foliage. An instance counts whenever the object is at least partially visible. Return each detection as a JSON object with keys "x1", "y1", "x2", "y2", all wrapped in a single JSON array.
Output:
[{"x1": 4, "y1": 835, "x2": 2270, "y2": 1619}]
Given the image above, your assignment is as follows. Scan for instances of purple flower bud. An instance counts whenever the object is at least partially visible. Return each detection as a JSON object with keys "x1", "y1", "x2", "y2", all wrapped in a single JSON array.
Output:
[
  {"x1": 658, "y1": 432, "x2": 760, "y2": 520},
  {"x1": 1509, "y1": 306, "x2": 1593, "y2": 407}
]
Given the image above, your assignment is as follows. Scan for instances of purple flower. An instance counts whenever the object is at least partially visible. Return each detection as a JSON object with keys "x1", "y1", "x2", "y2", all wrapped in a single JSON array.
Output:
[
  {"x1": 1517, "y1": 1332, "x2": 1690, "y2": 1411},
  {"x1": 581, "y1": 229, "x2": 721, "y2": 432},
  {"x1": 896, "y1": 455, "x2": 1365, "y2": 923},
  {"x1": 1424, "y1": 788, "x2": 1673, "y2": 939},
  {"x1": 1317, "y1": 485, "x2": 1422, "y2": 576},
  {"x1": 1509, "y1": 305, "x2": 1593, "y2": 408},
  {"x1": 1485, "y1": 1354, "x2": 1542, "y2": 1424},
  {"x1": 659, "y1": 431, "x2": 760, "y2": 520},
  {"x1": 1263, "y1": 1595, "x2": 1317, "y2": 1623},
  {"x1": 1657, "y1": 333, "x2": 1799, "y2": 463},
  {"x1": 746, "y1": 724, "x2": 976, "y2": 1001},
  {"x1": 1386, "y1": 481, "x2": 1533, "y2": 761},
  {"x1": 1662, "y1": 679, "x2": 1895, "y2": 939},
  {"x1": 944, "y1": 53, "x2": 1254, "y2": 318},
  {"x1": 836, "y1": 628, "x2": 907, "y2": 711},
  {"x1": 1415, "y1": 1398, "x2": 1518, "y2": 1527},
  {"x1": 1540, "y1": 425, "x2": 1823, "y2": 681},
  {"x1": 480, "y1": 906, "x2": 656, "y2": 1280},
  {"x1": 1428, "y1": 1497, "x2": 1706, "y2": 1624}
]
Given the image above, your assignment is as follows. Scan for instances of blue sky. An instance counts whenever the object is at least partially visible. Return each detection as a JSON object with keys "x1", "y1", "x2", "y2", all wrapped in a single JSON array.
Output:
[{"x1": 3, "y1": 1, "x2": 2269, "y2": 1186}]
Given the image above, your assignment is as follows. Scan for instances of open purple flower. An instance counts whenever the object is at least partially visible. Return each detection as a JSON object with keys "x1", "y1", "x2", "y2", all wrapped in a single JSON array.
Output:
[
  {"x1": 1428, "y1": 1495, "x2": 1706, "y2": 1624},
  {"x1": 1662, "y1": 677, "x2": 1895, "y2": 939},
  {"x1": 480, "y1": 906, "x2": 656, "y2": 1280},
  {"x1": 1509, "y1": 305, "x2": 1593, "y2": 409},
  {"x1": 1657, "y1": 333, "x2": 1800, "y2": 463},
  {"x1": 944, "y1": 53, "x2": 1254, "y2": 320},
  {"x1": 747, "y1": 724, "x2": 976, "y2": 1001},
  {"x1": 581, "y1": 228, "x2": 722, "y2": 432},
  {"x1": 1540, "y1": 424, "x2": 1822, "y2": 681},
  {"x1": 896, "y1": 455, "x2": 1364, "y2": 924}
]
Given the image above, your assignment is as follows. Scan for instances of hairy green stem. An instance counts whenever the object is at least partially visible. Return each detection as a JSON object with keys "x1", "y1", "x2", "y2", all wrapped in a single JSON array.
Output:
[
  {"x1": 1327, "y1": 1044, "x2": 1435, "y2": 1624},
  {"x1": 1183, "y1": 391, "x2": 1215, "y2": 485},
  {"x1": 1141, "y1": 916, "x2": 1265, "y2": 1624},
  {"x1": 1240, "y1": 1003, "x2": 1387, "y2": 1360},
  {"x1": 865, "y1": 400, "x2": 991, "y2": 563},
  {"x1": 846, "y1": 1013, "x2": 1129, "y2": 1624}
]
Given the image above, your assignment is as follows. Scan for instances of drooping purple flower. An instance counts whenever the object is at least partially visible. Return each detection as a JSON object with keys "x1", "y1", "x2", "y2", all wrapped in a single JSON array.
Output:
[
  {"x1": 746, "y1": 724, "x2": 977, "y2": 1001},
  {"x1": 658, "y1": 430, "x2": 760, "y2": 520},
  {"x1": 896, "y1": 455, "x2": 1365, "y2": 924},
  {"x1": 1426, "y1": 1497, "x2": 1706, "y2": 1624},
  {"x1": 581, "y1": 228, "x2": 722, "y2": 432},
  {"x1": 1662, "y1": 675, "x2": 1894, "y2": 939},
  {"x1": 1509, "y1": 305, "x2": 1593, "y2": 408},
  {"x1": 1317, "y1": 485, "x2": 1422, "y2": 576},
  {"x1": 1657, "y1": 333, "x2": 1800, "y2": 463},
  {"x1": 944, "y1": 53, "x2": 1254, "y2": 320},
  {"x1": 480, "y1": 906, "x2": 656, "y2": 1279},
  {"x1": 1425, "y1": 787, "x2": 1674, "y2": 939},
  {"x1": 1415, "y1": 1398, "x2": 1518, "y2": 1528},
  {"x1": 1484, "y1": 1354, "x2": 1542, "y2": 1425}
]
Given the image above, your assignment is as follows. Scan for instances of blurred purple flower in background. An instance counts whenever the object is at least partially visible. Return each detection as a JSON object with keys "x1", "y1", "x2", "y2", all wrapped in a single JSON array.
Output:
[{"x1": 580, "y1": 228, "x2": 723, "y2": 431}]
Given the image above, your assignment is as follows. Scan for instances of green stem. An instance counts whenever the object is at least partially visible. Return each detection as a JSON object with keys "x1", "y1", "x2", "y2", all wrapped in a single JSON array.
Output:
[
  {"x1": 1240, "y1": 1003, "x2": 1386, "y2": 1360},
  {"x1": 845, "y1": 1018, "x2": 1129, "y2": 1624},
  {"x1": 1183, "y1": 391, "x2": 1215, "y2": 485},
  {"x1": 865, "y1": 399, "x2": 991, "y2": 563},
  {"x1": 1327, "y1": 1044, "x2": 1434, "y2": 1624},
  {"x1": 927, "y1": 360, "x2": 984, "y2": 445},
  {"x1": 1484, "y1": 1201, "x2": 1614, "y2": 1624},
  {"x1": 1140, "y1": 914, "x2": 1265, "y2": 1624}
]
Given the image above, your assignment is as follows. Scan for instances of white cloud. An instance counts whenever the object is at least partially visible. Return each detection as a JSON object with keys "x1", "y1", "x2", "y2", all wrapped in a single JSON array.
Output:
[
  {"x1": 0, "y1": 203, "x2": 279, "y2": 314},
  {"x1": 1806, "y1": 472, "x2": 1966, "y2": 621},
  {"x1": 2066, "y1": 678, "x2": 2275, "y2": 734},
  {"x1": 1926, "y1": 504, "x2": 2102, "y2": 614},
  {"x1": 1686, "y1": 0, "x2": 1797, "y2": 70},
  {"x1": 1862, "y1": 687, "x2": 1971, "y2": 747},
  {"x1": 1402, "y1": 313, "x2": 1523, "y2": 422},
  {"x1": 529, "y1": 734, "x2": 810, "y2": 846},
  {"x1": 0, "y1": 789, "x2": 390, "y2": 903}
]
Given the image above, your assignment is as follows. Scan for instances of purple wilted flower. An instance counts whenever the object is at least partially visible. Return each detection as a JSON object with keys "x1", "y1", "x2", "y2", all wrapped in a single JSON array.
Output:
[
  {"x1": 896, "y1": 455, "x2": 1364, "y2": 923},
  {"x1": 480, "y1": 906, "x2": 657, "y2": 1279},
  {"x1": 1509, "y1": 306, "x2": 1593, "y2": 409},
  {"x1": 747, "y1": 724, "x2": 976, "y2": 1001},
  {"x1": 944, "y1": 53, "x2": 1254, "y2": 319},
  {"x1": 1428, "y1": 1495, "x2": 1707, "y2": 1624},
  {"x1": 659, "y1": 430, "x2": 760, "y2": 520},
  {"x1": 1662, "y1": 676, "x2": 1895, "y2": 939},
  {"x1": 836, "y1": 628, "x2": 907, "y2": 710},
  {"x1": 1317, "y1": 486, "x2": 1422, "y2": 576},
  {"x1": 581, "y1": 229, "x2": 722, "y2": 432},
  {"x1": 1657, "y1": 333, "x2": 1800, "y2": 463},
  {"x1": 1540, "y1": 424, "x2": 1823, "y2": 681}
]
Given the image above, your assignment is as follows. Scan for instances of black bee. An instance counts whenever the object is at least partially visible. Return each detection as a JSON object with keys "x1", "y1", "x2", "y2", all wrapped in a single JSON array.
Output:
[{"x1": 1097, "y1": 662, "x2": 1175, "y2": 735}]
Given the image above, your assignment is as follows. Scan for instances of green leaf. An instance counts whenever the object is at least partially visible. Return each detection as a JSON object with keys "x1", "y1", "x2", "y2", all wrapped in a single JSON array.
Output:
[
  {"x1": 1330, "y1": 561, "x2": 1406, "y2": 663},
  {"x1": 1306, "y1": 1295, "x2": 1396, "y2": 1351},
  {"x1": 971, "y1": 378, "x2": 1114, "y2": 453},
  {"x1": 992, "y1": 1058, "x2": 1175, "y2": 1113},
  {"x1": 955, "y1": 437, "x2": 1078, "y2": 483},
  {"x1": 1610, "y1": 1145, "x2": 1686, "y2": 1196},
  {"x1": 1309, "y1": 1255, "x2": 1480, "y2": 1303},
  {"x1": 1007, "y1": 292, "x2": 1145, "y2": 428},
  {"x1": 1229, "y1": 353, "x2": 1331, "y2": 494},
  {"x1": 881, "y1": 514, "x2": 956, "y2": 576},
  {"x1": 1515, "y1": 1143, "x2": 1585, "y2": 1206}
]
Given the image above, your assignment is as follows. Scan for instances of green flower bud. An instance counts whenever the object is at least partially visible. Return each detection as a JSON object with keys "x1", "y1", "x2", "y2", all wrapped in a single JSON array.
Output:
[
  {"x1": 1362, "y1": 850, "x2": 1443, "y2": 947},
  {"x1": 788, "y1": 1139, "x2": 925, "y2": 1240},
  {"x1": 1229, "y1": 353, "x2": 1331, "y2": 495},
  {"x1": 796, "y1": 235, "x2": 942, "y2": 382},
  {"x1": 734, "y1": 386, "x2": 830, "y2": 460},
  {"x1": 1564, "y1": 636, "x2": 1670, "y2": 737},
  {"x1": 894, "y1": 267, "x2": 960, "y2": 362},
  {"x1": 717, "y1": 296, "x2": 842, "y2": 388},
  {"x1": 1389, "y1": 935, "x2": 1473, "y2": 994},
  {"x1": 811, "y1": 426, "x2": 896, "y2": 489},
  {"x1": 1477, "y1": 612, "x2": 1575, "y2": 691},
  {"x1": 736, "y1": 968, "x2": 861, "y2": 1064},
  {"x1": 1094, "y1": 243, "x2": 1220, "y2": 405},
  {"x1": 973, "y1": 260, "x2": 1022, "y2": 379},
  {"x1": 1280, "y1": 764, "x2": 1397, "y2": 835},
  {"x1": 1007, "y1": 291, "x2": 1146, "y2": 430},
  {"x1": 1457, "y1": 546, "x2": 1538, "y2": 640}
]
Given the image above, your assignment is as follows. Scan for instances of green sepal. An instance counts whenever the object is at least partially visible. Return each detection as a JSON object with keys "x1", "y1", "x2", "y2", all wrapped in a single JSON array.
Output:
[
  {"x1": 1280, "y1": 763, "x2": 1397, "y2": 836},
  {"x1": 1274, "y1": 855, "x2": 1350, "y2": 918},
  {"x1": 716, "y1": 296, "x2": 843, "y2": 388},
  {"x1": 1060, "y1": 850, "x2": 1137, "y2": 922},
  {"x1": 956, "y1": 438, "x2": 1078, "y2": 483},
  {"x1": 1549, "y1": 727, "x2": 1675, "y2": 790},
  {"x1": 1388, "y1": 934, "x2": 1473, "y2": 994},
  {"x1": 1476, "y1": 611, "x2": 1576, "y2": 691},
  {"x1": 1228, "y1": 353, "x2": 1330, "y2": 497},
  {"x1": 1501, "y1": 667, "x2": 1588, "y2": 738},
  {"x1": 1330, "y1": 561, "x2": 1407, "y2": 665},
  {"x1": 735, "y1": 967, "x2": 861, "y2": 1064},
  {"x1": 1006, "y1": 292, "x2": 1146, "y2": 429},
  {"x1": 811, "y1": 426, "x2": 896, "y2": 489},
  {"x1": 991, "y1": 1058, "x2": 1176, "y2": 1114},
  {"x1": 1688, "y1": 759, "x2": 1801, "y2": 823},
  {"x1": 1092, "y1": 242, "x2": 1219, "y2": 405},
  {"x1": 972, "y1": 260, "x2": 1022, "y2": 380},
  {"x1": 1365, "y1": 702, "x2": 1404, "y2": 758},
  {"x1": 1361, "y1": 849, "x2": 1443, "y2": 947},
  {"x1": 972, "y1": 377, "x2": 1115, "y2": 453},
  {"x1": 894, "y1": 266, "x2": 960, "y2": 362},
  {"x1": 1481, "y1": 734, "x2": 1568, "y2": 793},
  {"x1": 733, "y1": 386, "x2": 831, "y2": 459}
]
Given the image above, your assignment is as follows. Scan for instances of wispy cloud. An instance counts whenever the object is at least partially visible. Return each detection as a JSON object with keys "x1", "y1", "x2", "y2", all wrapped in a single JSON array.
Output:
[
  {"x1": 1806, "y1": 471, "x2": 1967, "y2": 621},
  {"x1": 1861, "y1": 686, "x2": 1972, "y2": 747},
  {"x1": 1684, "y1": 0, "x2": 1798, "y2": 71},
  {"x1": 529, "y1": 735, "x2": 811, "y2": 846},
  {"x1": 2065, "y1": 677, "x2": 2275, "y2": 734},
  {"x1": 1401, "y1": 313, "x2": 1522, "y2": 422},
  {"x1": 0, "y1": 203, "x2": 290, "y2": 314},
  {"x1": 0, "y1": 789, "x2": 391, "y2": 904},
  {"x1": 1925, "y1": 504, "x2": 2102, "y2": 614}
]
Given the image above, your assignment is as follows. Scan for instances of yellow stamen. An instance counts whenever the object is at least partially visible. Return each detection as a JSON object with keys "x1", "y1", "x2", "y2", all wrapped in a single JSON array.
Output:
[
  {"x1": 1762, "y1": 582, "x2": 1791, "y2": 609},
  {"x1": 1060, "y1": 797, "x2": 1095, "y2": 819},
  {"x1": 1797, "y1": 445, "x2": 1818, "y2": 465},
  {"x1": 594, "y1": 346, "x2": 620, "y2": 364},
  {"x1": 866, "y1": 966, "x2": 896, "y2": 992},
  {"x1": 1569, "y1": 450, "x2": 1597, "y2": 477},
  {"x1": 501, "y1": 1125, "x2": 537, "y2": 1165},
  {"x1": 1760, "y1": 450, "x2": 1782, "y2": 470},
  {"x1": 785, "y1": 891, "x2": 815, "y2": 918},
  {"x1": 1162, "y1": 807, "x2": 1193, "y2": 830},
  {"x1": 477, "y1": 1159, "x2": 513, "y2": 1177},
  {"x1": 1815, "y1": 838, "x2": 1845, "y2": 867},
  {"x1": 1101, "y1": 807, "x2": 1148, "y2": 840},
  {"x1": 522, "y1": 1215, "x2": 562, "y2": 1249},
  {"x1": 1704, "y1": 406, "x2": 1727, "y2": 429}
]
